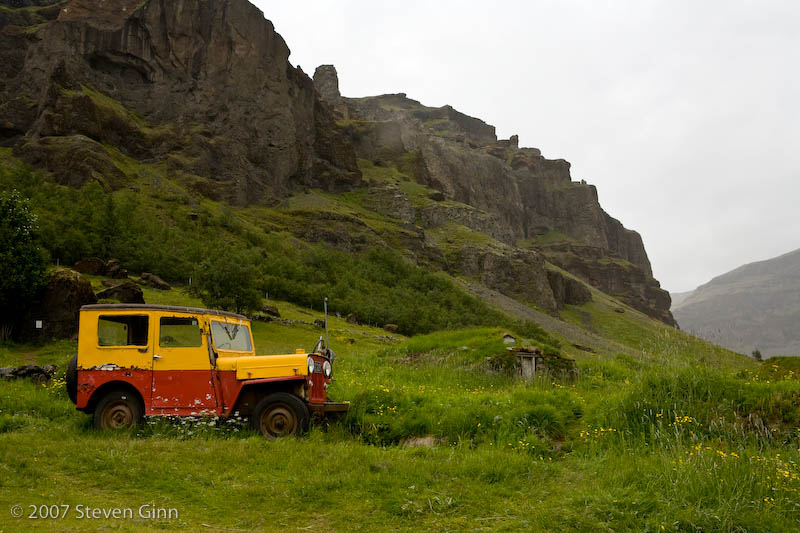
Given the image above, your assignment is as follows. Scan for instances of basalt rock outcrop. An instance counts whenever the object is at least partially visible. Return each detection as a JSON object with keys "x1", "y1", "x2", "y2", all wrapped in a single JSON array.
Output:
[
  {"x1": 0, "y1": 0, "x2": 360, "y2": 204},
  {"x1": 316, "y1": 65, "x2": 674, "y2": 325},
  {"x1": 19, "y1": 267, "x2": 97, "y2": 340}
]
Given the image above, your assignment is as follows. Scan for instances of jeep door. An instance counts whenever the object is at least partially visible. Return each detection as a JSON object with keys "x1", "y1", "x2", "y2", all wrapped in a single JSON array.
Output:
[{"x1": 151, "y1": 313, "x2": 218, "y2": 411}]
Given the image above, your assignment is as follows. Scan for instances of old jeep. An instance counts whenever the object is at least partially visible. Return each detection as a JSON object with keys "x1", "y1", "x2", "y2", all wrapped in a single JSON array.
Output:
[{"x1": 65, "y1": 304, "x2": 347, "y2": 438}]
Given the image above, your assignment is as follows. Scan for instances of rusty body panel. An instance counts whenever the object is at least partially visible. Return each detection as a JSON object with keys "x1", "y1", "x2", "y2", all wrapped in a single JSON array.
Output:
[
  {"x1": 74, "y1": 304, "x2": 347, "y2": 429},
  {"x1": 307, "y1": 354, "x2": 329, "y2": 404}
]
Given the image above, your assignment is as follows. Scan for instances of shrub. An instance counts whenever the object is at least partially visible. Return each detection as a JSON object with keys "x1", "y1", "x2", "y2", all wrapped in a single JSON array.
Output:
[
  {"x1": 190, "y1": 248, "x2": 262, "y2": 314},
  {"x1": 0, "y1": 189, "x2": 46, "y2": 341}
]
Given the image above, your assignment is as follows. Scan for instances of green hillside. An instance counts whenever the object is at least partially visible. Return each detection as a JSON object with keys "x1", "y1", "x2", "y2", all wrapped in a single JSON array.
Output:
[
  {"x1": 4, "y1": 202, "x2": 800, "y2": 530},
  {"x1": 4, "y1": 141, "x2": 800, "y2": 530}
]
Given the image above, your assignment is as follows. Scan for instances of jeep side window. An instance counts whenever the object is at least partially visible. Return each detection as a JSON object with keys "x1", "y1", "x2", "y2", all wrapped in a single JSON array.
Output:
[
  {"x1": 210, "y1": 321, "x2": 252, "y2": 351},
  {"x1": 98, "y1": 315, "x2": 149, "y2": 346},
  {"x1": 159, "y1": 317, "x2": 202, "y2": 347}
]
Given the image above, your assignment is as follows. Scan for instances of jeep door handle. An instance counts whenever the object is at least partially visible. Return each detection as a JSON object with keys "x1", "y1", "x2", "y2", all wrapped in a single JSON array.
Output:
[{"x1": 153, "y1": 354, "x2": 163, "y2": 359}]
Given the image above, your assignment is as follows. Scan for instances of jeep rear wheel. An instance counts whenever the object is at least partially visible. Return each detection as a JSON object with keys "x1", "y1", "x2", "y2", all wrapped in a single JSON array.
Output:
[
  {"x1": 251, "y1": 393, "x2": 310, "y2": 440},
  {"x1": 66, "y1": 354, "x2": 78, "y2": 404},
  {"x1": 93, "y1": 390, "x2": 143, "y2": 430}
]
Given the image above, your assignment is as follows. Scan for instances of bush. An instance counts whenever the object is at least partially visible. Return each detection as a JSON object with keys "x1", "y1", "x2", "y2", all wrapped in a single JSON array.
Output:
[
  {"x1": 0, "y1": 163, "x2": 559, "y2": 338},
  {"x1": 190, "y1": 248, "x2": 262, "y2": 314},
  {"x1": 0, "y1": 189, "x2": 46, "y2": 341},
  {"x1": 261, "y1": 247, "x2": 513, "y2": 335}
]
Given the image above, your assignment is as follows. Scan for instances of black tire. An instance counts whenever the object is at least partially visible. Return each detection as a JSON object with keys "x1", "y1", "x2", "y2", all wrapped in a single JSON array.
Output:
[
  {"x1": 93, "y1": 390, "x2": 144, "y2": 430},
  {"x1": 66, "y1": 354, "x2": 78, "y2": 405},
  {"x1": 251, "y1": 392, "x2": 310, "y2": 440}
]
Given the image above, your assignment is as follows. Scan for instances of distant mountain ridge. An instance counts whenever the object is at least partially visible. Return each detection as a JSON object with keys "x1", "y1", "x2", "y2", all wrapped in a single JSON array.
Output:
[{"x1": 672, "y1": 248, "x2": 800, "y2": 357}]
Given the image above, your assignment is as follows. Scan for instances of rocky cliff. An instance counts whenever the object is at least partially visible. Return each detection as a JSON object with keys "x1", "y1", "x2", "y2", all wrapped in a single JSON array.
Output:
[
  {"x1": 314, "y1": 65, "x2": 674, "y2": 325},
  {"x1": 0, "y1": 0, "x2": 360, "y2": 204},
  {"x1": 0, "y1": 1, "x2": 673, "y2": 326}
]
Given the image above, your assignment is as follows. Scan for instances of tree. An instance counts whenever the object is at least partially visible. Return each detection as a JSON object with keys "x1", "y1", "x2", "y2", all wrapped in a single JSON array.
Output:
[
  {"x1": 0, "y1": 190, "x2": 46, "y2": 341},
  {"x1": 191, "y1": 249, "x2": 261, "y2": 314},
  {"x1": 752, "y1": 349, "x2": 763, "y2": 362}
]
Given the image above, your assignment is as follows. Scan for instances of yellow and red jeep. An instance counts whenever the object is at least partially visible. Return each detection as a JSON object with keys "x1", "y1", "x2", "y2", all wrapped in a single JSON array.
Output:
[{"x1": 65, "y1": 304, "x2": 347, "y2": 438}]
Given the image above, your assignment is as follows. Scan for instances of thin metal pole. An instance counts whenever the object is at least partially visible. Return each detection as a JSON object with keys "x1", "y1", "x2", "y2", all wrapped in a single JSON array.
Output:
[{"x1": 324, "y1": 297, "x2": 330, "y2": 352}]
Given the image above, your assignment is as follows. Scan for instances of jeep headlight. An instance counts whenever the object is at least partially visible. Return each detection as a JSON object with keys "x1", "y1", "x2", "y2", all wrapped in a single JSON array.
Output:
[
  {"x1": 307, "y1": 356, "x2": 315, "y2": 375},
  {"x1": 323, "y1": 360, "x2": 332, "y2": 378}
]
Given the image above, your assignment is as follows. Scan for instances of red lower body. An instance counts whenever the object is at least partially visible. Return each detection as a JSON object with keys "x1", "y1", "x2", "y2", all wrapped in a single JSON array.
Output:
[{"x1": 76, "y1": 368, "x2": 319, "y2": 417}]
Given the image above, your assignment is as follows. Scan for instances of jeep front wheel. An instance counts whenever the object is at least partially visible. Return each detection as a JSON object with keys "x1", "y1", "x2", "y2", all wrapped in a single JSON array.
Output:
[
  {"x1": 93, "y1": 390, "x2": 143, "y2": 430},
  {"x1": 251, "y1": 392, "x2": 310, "y2": 440}
]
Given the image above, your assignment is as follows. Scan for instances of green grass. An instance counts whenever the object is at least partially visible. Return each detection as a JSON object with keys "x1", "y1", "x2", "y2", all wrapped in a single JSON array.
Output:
[
  {"x1": 3, "y1": 308, "x2": 800, "y2": 530},
  {"x1": 357, "y1": 159, "x2": 408, "y2": 184},
  {"x1": 528, "y1": 230, "x2": 580, "y2": 246},
  {"x1": 426, "y1": 222, "x2": 501, "y2": 268}
]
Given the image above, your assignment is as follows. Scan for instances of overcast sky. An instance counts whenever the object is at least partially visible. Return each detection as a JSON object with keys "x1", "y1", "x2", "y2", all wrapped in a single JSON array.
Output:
[{"x1": 253, "y1": 0, "x2": 800, "y2": 293}]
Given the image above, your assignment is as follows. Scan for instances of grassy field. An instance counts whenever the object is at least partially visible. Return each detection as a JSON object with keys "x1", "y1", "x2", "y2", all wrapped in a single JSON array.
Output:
[{"x1": 2, "y1": 285, "x2": 800, "y2": 531}]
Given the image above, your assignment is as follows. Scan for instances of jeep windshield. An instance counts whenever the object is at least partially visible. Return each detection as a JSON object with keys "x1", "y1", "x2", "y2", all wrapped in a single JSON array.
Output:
[{"x1": 210, "y1": 321, "x2": 252, "y2": 352}]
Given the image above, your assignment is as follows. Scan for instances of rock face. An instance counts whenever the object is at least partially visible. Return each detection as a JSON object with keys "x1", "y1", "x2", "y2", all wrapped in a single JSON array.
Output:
[
  {"x1": 0, "y1": 0, "x2": 361, "y2": 204},
  {"x1": 317, "y1": 68, "x2": 674, "y2": 325},
  {"x1": 459, "y1": 246, "x2": 557, "y2": 311},
  {"x1": 363, "y1": 184, "x2": 416, "y2": 225},
  {"x1": 0, "y1": 2, "x2": 673, "y2": 326},
  {"x1": 314, "y1": 64, "x2": 342, "y2": 104},
  {"x1": 546, "y1": 270, "x2": 593, "y2": 309},
  {"x1": 546, "y1": 243, "x2": 673, "y2": 325}
]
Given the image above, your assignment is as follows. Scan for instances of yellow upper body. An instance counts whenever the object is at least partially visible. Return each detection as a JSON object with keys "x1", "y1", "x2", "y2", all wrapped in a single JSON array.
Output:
[{"x1": 78, "y1": 305, "x2": 309, "y2": 379}]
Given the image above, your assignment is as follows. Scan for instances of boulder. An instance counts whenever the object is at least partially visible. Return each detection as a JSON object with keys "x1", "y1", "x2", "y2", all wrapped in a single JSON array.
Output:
[
  {"x1": 105, "y1": 259, "x2": 128, "y2": 279},
  {"x1": 260, "y1": 304, "x2": 281, "y2": 318},
  {"x1": 0, "y1": 364, "x2": 57, "y2": 384},
  {"x1": 345, "y1": 313, "x2": 359, "y2": 325},
  {"x1": 96, "y1": 280, "x2": 144, "y2": 304},
  {"x1": 74, "y1": 257, "x2": 106, "y2": 275},
  {"x1": 139, "y1": 272, "x2": 171, "y2": 290},
  {"x1": 250, "y1": 312, "x2": 276, "y2": 323},
  {"x1": 21, "y1": 268, "x2": 97, "y2": 340},
  {"x1": 384, "y1": 324, "x2": 400, "y2": 334}
]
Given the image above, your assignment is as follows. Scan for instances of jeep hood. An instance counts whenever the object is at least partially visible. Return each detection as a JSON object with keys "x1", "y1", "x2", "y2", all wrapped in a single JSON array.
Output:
[{"x1": 216, "y1": 354, "x2": 309, "y2": 380}]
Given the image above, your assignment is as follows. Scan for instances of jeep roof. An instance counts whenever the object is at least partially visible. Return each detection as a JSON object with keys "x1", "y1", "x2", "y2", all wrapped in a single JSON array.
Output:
[{"x1": 80, "y1": 303, "x2": 248, "y2": 320}]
